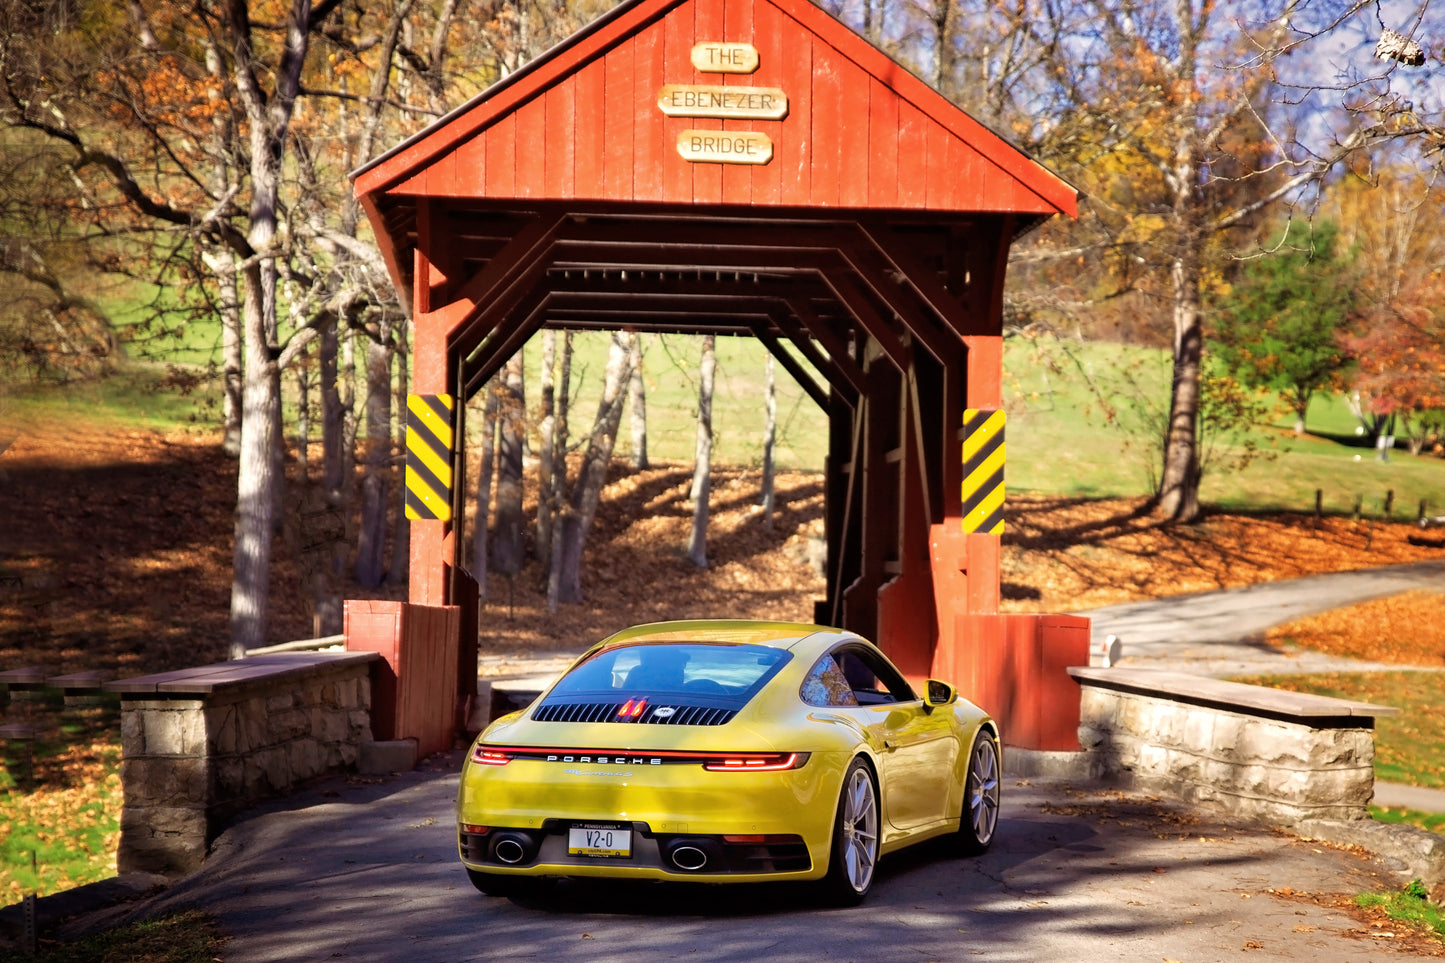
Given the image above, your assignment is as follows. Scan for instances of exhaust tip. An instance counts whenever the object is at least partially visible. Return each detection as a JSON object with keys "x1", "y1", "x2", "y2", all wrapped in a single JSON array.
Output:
[
  {"x1": 494, "y1": 837, "x2": 528, "y2": 864},
  {"x1": 669, "y1": 845, "x2": 708, "y2": 871}
]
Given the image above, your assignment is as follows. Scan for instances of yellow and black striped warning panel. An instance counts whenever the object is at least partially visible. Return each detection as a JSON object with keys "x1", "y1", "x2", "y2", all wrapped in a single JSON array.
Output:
[
  {"x1": 405, "y1": 393, "x2": 454, "y2": 522},
  {"x1": 961, "y1": 408, "x2": 1005, "y2": 535}
]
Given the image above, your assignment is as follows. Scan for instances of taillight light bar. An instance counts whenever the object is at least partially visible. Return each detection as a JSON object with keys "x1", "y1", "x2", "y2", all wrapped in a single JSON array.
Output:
[
  {"x1": 468, "y1": 745, "x2": 810, "y2": 770},
  {"x1": 702, "y1": 752, "x2": 809, "y2": 772},
  {"x1": 471, "y1": 747, "x2": 512, "y2": 765}
]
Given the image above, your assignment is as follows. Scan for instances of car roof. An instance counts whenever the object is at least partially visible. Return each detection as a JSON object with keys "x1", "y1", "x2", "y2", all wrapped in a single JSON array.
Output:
[{"x1": 593, "y1": 619, "x2": 856, "y2": 652}]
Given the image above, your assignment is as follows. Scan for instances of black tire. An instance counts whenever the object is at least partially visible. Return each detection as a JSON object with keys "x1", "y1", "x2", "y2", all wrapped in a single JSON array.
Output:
[
  {"x1": 954, "y1": 730, "x2": 1000, "y2": 855},
  {"x1": 466, "y1": 868, "x2": 552, "y2": 898},
  {"x1": 819, "y1": 757, "x2": 880, "y2": 906}
]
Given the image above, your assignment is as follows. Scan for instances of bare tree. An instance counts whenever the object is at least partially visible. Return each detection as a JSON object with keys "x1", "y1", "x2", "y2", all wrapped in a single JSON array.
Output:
[
  {"x1": 760, "y1": 353, "x2": 776, "y2": 530},
  {"x1": 354, "y1": 316, "x2": 395, "y2": 589},
  {"x1": 471, "y1": 380, "x2": 500, "y2": 601},
  {"x1": 549, "y1": 331, "x2": 632, "y2": 607},
  {"x1": 543, "y1": 332, "x2": 575, "y2": 610},
  {"x1": 536, "y1": 331, "x2": 559, "y2": 562},
  {"x1": 628, "y1": 333, "x2": 649, "y2": 469},
  {"x1": 686, "y1": 334, "x2": 716, "y2": 567},
  {"x1": 493, "y1": 351, "x2": 527, "y2": 580}
]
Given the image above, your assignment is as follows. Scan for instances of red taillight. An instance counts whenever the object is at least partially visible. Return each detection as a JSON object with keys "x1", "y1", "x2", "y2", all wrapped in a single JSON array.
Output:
[
  {"x1": 461, "y1": 824, "x2": 490, "y2": 835},
  {"x1": 618, "y1": 698, "x2": 648, "y2": 719},
  {"x1": 702, "y1": 752, "x2": 808, "y2": 772},
  {"x1": 471, "y1": 747, "x2": 511, "y2": 766}
]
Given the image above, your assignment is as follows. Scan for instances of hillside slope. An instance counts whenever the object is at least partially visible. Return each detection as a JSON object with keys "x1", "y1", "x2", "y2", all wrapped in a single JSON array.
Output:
[{"x1": 1, "y1": 425, "x2": 1443, "y2": 675}]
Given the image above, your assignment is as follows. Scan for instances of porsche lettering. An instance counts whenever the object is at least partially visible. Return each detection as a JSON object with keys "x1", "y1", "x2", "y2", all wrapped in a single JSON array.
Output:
[{"x1": 545, "y1": 754, "x2": 662, "y2": 765}]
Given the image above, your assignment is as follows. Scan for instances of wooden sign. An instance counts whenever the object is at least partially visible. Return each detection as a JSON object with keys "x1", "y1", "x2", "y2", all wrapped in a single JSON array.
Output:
[
  {"x1": 691, "y1": 42, "x2": 760, "y2": 74},
  {"x1": 676, "y1": 130, "x2": 774, "y2": 165},
  {"x1": 657, "y1": 85, "x2": 789, "y2": 120}
]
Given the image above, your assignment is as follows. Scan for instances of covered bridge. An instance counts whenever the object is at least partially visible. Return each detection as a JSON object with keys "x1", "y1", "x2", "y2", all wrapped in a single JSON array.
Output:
[{"x1": 349, "y1": 0, "x2": 1088, "y2": 755}]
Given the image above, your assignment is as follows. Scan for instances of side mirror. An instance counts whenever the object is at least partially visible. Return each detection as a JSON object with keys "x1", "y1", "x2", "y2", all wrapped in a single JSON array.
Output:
[{"x1": 923, "y1": 679, "x2": 957, "y2": 709}]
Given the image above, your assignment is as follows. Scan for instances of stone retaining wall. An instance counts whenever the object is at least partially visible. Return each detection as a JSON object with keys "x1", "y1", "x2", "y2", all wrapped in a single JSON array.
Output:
[
  {"x1": 108, "y1": 652, "x2": 379, "y2": 875},
  {"x1": 1068, "y1": 667, "x2": 1397, "y2": 825}
]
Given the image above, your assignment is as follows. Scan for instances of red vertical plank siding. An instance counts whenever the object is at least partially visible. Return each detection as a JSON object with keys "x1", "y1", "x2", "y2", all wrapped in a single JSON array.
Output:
[
  {"x1": 866, "y1": 77, "x2": 898, "y2": 207},
  {"x1": 836, "y1": 58, "x2": 870, "y2": 207},
  {"x1": 690, "y1": 0, "x2": 725, "y2": 204},
  {"x1": 513, "y1": 99, "x2": 548, "y2": 197},
  {"x1": 573, "y1": 60, "x2": 607, "y2": 199},
  {"x1": 748, "y1": 0, "x2": 783, "y2": 205},
  {"x1": 922, "y1": 118, "x2": 952, "y2": 210},
  {"x1": 896, "y1": 102, "x2": 927, "y2": 207},
  {"x1": 422, "y1": 146, "x2": 457, "y2": 197},
  {"x1": 484, "y1": 115, "x2": 516, "y2": 198},
  {"x1": 953, "y1": 137, "x2": 984, "y2": 209},
  {"x1": 634, "y1": 28, "x2": 666, "y2": 201},
  {"x1": 809, "y1": 39, "x2": 842, "y2": 207},
  {"x1": 720, "y1": 0, "x2": 755, "y2": 205},
  {"x1": 775, "y1": 5, "x2": 812, "y2": 205},
  {"x1": 544, "y1": 83, "x2": 577, "y2": 197},
  {"x1": 396, "y1": 169, "x2": 427, "y2": 196},
  {"x1": 662, "y1": 8, "x2": 695, "y2": 203},
  {"x1": 603, "y1": 41, "x2": 636, "y2": 199},
  {"x1": 450, "y1": 138, "x2": 482, "y2": 196}
]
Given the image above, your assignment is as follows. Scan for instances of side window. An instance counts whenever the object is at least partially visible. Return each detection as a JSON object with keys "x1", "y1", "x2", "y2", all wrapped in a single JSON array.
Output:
[
  {"x1": 836, "y1": 648, "x2": 915, "y2": 705},
  {"x1": 800, "y1": 655, "x2": 859, "y2": 707}
]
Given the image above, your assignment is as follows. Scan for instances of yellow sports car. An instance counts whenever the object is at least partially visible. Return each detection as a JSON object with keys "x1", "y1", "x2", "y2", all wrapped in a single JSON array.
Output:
[{"x1": 456, "y1": 620, "x2": 1001, "y2": 904}]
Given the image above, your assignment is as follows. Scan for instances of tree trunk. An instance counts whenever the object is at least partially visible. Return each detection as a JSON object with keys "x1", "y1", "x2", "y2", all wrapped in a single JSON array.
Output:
[
  {"x1": 493, "y1": 351, "x2": 526, "y2": 578},
  {"x1": 761, "y1": 352, "x2": 776, "y2": 530},
  {"x1": 472, "y1": 380, "x2": 499, "y2": 601},
  {"x1": 219, "y1": 260, "x2": 244, "y2": 457},
  {"x1": 295, "y1": 361, "x2": 311, "y2": 469},
  {"x1": 229, "y1": 258, "x2": 281, "y2": 656},
  {"x1": 225, "y1": 0, "x2": 314, "y2": 654},
  {"x1": 687, "y1": 334, "x2": 716, "y2": 567},
  {"x1": 536, "y1": 330, "x2": 558, "y2": 562},
  {"x1": 552, "y1": 331, "x2": 631, "y2": 605},
  {"x1": 545, "y1": 333, "x2": 574, "y2": 612},
  {"x1": 628, "y1": 333, "x2": 649, "y2": 469},
  {"x1": 354, "y1": 322, "x2": 393, "y2": 588},
  {"x1": 320, "y1": 313, "x2": 345, "y2": 503},
  {"x1": 387, "y1": 327, "x2": 410, "y2": 589},
  {"x1": 1156, "y1": 237, "x2": 1204, "y2": 523}
]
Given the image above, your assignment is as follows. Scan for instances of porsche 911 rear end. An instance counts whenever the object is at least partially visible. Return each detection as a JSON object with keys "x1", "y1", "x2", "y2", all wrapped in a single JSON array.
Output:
[
  {"x1": 456, "y1": 628, "x2": 848, "y2": 889},
  {"x1": 457, "y1": 741, "x2": 840, "y2": 882}
]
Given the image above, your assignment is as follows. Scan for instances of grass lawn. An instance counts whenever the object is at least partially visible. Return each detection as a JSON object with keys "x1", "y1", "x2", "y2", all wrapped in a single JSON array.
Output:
[
  {"x1": 1229, "y1": 671, "x2": 1445, "y2": 790},
  {"x1": 0, "y1": 702, "x2": 122, "y2": 904},
  {"x1": 2, "y1": 363, "x2": 221, "y2": 436}
]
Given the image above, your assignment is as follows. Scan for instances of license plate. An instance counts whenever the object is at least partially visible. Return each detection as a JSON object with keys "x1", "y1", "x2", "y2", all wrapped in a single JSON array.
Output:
[{"x1": 568, "y1": 823, "x2": 632, "y2": 858}]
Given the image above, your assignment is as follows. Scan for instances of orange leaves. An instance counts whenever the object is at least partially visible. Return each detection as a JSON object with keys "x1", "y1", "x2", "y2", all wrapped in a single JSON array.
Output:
[{"x1": 1266, "y1": 592, "x2": 1445, "y2": 667}]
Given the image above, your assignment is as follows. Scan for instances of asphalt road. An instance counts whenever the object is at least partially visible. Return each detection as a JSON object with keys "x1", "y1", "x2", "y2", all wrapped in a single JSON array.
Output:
[
  {"x1": 1084, "y1": 559, "x2": 1445, "y2": 676},
  {"x1": 38, "y1": 560, "x2": 1445, "y2": 961},
  {"x1": 65, "y1": 749, "x2": 1424, "y2": 963}
]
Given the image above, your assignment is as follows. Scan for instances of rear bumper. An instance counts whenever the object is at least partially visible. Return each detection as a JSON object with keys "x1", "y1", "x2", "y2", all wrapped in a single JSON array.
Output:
[{"x1": 459, "y1": 822, "x2": 818, "y2": 881}]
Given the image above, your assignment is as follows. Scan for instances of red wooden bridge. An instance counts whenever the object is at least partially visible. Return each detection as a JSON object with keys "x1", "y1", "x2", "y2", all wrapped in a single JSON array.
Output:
[{"x1": 349, "y1": 0, "x2": 1088, "y2": 756}]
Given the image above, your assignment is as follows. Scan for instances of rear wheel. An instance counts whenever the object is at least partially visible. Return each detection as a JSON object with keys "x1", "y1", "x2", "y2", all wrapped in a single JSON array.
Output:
[
  {"x1": 466, "y1": 868, "x2": 552, "y2": 898},
  {"x1": 955, "y1": 730, "x2": 1000, "y2": 855},
  {"x1": 819, "y1": 758, "x2": 880, "y2": 905}
]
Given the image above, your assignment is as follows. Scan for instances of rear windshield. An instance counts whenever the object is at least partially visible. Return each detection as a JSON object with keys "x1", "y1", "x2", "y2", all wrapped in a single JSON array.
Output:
[{"x1": 543, "y1": 642, "x2": 792, "y2": 706}]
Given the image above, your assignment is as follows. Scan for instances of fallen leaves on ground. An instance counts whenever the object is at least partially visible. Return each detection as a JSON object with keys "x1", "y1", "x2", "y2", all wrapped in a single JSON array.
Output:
[
  {"x1": 1267, "y1": 591, "x2": 1445, "y2": 666},
  {"x1": 1270, "y1": 888, "x2": 1445, "y2": 957}
]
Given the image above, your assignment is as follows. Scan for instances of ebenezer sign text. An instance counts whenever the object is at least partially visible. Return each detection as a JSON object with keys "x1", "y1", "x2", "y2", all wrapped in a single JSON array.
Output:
[{"x1": 657, "y1": 85, "x2": 789, "y2": 120}]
